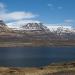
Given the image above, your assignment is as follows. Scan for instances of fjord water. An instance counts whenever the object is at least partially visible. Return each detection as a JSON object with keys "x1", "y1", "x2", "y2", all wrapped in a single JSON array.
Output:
[{"x1": 0, "y1": 47, "x2": 75, "y2": 67}]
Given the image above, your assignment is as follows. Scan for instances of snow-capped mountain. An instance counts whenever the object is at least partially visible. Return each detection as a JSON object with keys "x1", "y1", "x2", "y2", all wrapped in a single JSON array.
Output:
[
  {"x1": 7, "y1": 20, "x2": 40, "y2": 30},
  {"x1": 7, "y1": 22, "x2": 50, "y2": 33},
  {"x1": 0, "y1": 20, "x2": 11, "y2": 32},
  {"x1": 0, "y1": 20, "x2": 6, "y2": 26},
  {"x1": 46, "y1": 24, "x2": 74, "y2": 33},
  {"x1": 47, "y1": 25, "x2": 72, "y2": 31},
  {"x1": 21, "y1": 23, "x2": 50, "y2": 31},
  {"x1": 7, "y1": 21, "x2": 75, "y2": 34},
  {"x1": 1, "y1": 20, "x2": 75, "y2": 40}
]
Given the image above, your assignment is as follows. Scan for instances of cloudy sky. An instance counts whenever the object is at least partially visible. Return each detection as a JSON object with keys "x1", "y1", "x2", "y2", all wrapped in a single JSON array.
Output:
[{"x1": 0, "y1": 0, "x2": 75, "y2": 27}]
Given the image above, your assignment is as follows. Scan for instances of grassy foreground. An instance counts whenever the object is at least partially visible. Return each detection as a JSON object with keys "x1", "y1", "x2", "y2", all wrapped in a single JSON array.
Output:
[{"x1": 0, "y1": 62, "x2": 75, "y2": 75}]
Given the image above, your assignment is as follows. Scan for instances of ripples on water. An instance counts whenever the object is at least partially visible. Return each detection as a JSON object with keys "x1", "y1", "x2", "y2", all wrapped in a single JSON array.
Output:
[{"x1": 0, "y1": 47, "x2": 75, "y2": 67}]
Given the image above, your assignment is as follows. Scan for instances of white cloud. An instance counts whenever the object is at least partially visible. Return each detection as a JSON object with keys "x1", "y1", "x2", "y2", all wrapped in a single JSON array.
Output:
[
  {"x1": 1, "y1": 11, "x2": 37, "y2": 21},
  {"x1": 0, "y1": 2, "x2": 40, "y2": 28},
  {"x1": 48, "y1": 4, "x2": 53, "y2": 7},
  {"x1": 57, "y1": 6, "x2": 63, "y2": 10},
  {"x1": 0, "y1": 2, "x2": 5, "y2": 9},
  {"x1": 0, "y1": 2, "x2": 38, "y2": 21},
  {"x1": 48, "y1": 3, "x2": 63, "y2": 10},
  {"x1": 7, "y1": 20, "x2": 40, "y2": 28},
  {"x1": 64, "y1": 19, "x2": 74, "y2": 23},
  {"x1": 48, "y1": 4, "x2": 54, "y2": 10},
  {"x1": 0, "y1": 2, "x2": 7, "y2": 15}
]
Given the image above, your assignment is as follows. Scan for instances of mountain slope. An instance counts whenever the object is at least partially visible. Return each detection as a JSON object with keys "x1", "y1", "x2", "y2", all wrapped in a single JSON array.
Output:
[{"x1": 0, "y1": 20, "x2": 12, "y2": 32}]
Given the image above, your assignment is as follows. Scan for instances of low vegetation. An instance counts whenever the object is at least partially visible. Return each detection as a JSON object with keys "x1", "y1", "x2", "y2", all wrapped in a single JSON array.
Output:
[{"x1": 0, "y1": 62, "x2": 75, "y2": 75}]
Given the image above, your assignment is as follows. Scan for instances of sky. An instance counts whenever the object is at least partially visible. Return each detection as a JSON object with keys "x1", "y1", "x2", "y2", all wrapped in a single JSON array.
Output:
[{"x1": 0, "y1": 0, "x2": 75, "y2": 27}]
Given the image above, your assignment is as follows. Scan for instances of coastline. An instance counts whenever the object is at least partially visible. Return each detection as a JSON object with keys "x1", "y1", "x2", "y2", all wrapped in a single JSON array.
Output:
[
  {"x1": 0, "y1": 42, "x2": 75, "y2": 47},
  {"x1": 0, "y1": 62, "x2": 75, "y2": 75}
]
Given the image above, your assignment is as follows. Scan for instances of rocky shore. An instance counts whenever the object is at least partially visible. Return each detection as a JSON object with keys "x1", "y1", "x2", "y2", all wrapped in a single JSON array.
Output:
[{"x1": 0, "y1": 62, "x2": 75, "y2": 75}]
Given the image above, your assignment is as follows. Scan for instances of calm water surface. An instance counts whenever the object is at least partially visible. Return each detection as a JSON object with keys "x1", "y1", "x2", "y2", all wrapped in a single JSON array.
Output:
[{"x1": 0, "y1": 47, "x2": 75, "y2": 67}]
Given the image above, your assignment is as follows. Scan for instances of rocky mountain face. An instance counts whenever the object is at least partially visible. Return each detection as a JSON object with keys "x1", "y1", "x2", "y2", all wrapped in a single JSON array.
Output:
[
  {"x1": 20, "y1": 23, "x2": 50, "y2": 34},
  {"x1": 0, "y1": 20, "x2": 75, "y2": 47},
  {"x1": 0, "y1": 20, "x2": 11, "y2": 32},
  {"x1": 0, "y1": 20, "x2": 75, "y2": 40},
  {"x1": 0, "y1": 20, "x2": 6, "y2": 26}
]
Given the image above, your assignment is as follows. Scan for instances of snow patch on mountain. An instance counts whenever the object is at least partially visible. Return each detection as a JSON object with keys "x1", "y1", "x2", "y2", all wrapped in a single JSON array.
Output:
[
  {"x1": 21, "y1": 23, "x2": 50, "y2": 32},
  {"x1": 6, "y1": 20, "x2": 40, "y2": 30},
  {"x1": 45, "y1": 23, "x2": 73, "y2": 33},
  {"x1": 6, "y1": 21, "x2": 74, "y2": 33}
]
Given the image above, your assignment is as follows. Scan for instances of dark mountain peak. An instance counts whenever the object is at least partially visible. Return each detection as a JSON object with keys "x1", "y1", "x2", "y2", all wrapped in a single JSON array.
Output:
[
  {"x1": 0, "y1": 20, "x2": 6, "y2": 26},
  {"x1": 0, "y1": 20, "x2": 12, "y2": 32},
  {"x1": 22, "y1": 23, "x2": 49, "y2": 32}
]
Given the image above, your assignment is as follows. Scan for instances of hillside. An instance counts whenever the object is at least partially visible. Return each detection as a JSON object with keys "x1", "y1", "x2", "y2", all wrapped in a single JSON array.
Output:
[{"x1": 0, "y1": 20, "x2": 75, "y2": 47}]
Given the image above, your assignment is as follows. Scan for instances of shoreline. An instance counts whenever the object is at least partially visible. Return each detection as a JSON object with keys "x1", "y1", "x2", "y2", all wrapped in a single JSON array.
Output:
[
  {"x1": 0, "y1": 43, "x2": 75, "y2": 47},
  {"x1": 0, "y1": 62, "x2": 75, "y2": 75},
  {"x1": 0, "y1": 40, "x2": 75, "y2": 47}
]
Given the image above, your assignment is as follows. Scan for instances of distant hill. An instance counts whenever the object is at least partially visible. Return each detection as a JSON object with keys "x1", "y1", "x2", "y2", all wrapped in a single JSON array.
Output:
[
  {"x1": 0, "y1": 20, "x2": 12, "y2": 32},
  {"x1": 0, "y1": 20, "x2": 75, "y2": 39},
  {"x1": 0, "y1": 20, "x2": 74, "y2": 47},
  {"x1": 21, "y1": 23, "x2": 49, "y2": 31}
]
